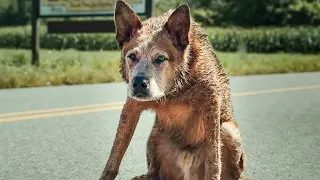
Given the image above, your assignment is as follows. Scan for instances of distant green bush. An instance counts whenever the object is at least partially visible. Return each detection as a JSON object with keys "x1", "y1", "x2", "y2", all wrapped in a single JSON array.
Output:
[
  {"x1": 0, "y1": 27, "x2": 319, "y2": 53},
  {"x1": 0, "y1": 32, "x2": 119, "y2": 51},
  {"x1": 241, "y1": 28, "x2": 320, "y2": 53},
  {"x1": 205, "y1": 27, "x2": 320, "y2": 53},
  {"x1": 181, "y1": 0, "x2": 320, "y2": 26}
]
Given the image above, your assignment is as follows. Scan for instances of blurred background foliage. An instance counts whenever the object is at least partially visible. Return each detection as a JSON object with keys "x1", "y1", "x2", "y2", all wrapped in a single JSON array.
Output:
[
  {"x1": 155, "y1": 0, "x2": 320, "y2": 26},
  {"x1": 0, "y1": 0, "x2": 31, "y2": 26},
  {"x1": 1, "y1": 0, "x2": 320, "y2": 27}
]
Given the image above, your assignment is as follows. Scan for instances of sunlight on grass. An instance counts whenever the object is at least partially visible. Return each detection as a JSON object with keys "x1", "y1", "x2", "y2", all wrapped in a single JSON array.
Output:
[
  {"x1": 217, "y1": 52, "x2": 320, "y2": 76},
  {"x1": 0, "y1": 49, "x2": 121, "y2": 88}
]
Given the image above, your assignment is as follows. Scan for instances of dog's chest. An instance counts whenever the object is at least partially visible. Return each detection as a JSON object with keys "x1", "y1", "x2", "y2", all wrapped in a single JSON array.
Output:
[
  {"x1": 154, "y1": 103, "x2": 192, "y2": 126},
  {"x1": 153, "y1": 103, "x2": 206, "y2": 147}
]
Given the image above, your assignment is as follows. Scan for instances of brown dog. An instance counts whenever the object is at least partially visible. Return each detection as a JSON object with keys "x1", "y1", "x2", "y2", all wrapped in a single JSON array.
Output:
[{"x1": 100, "y1": 1, "x2": 246, "y2": 179}]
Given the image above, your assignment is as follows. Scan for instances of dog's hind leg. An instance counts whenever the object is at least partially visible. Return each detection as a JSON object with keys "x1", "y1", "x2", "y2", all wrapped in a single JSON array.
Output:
[{"x1": 220, "y1": 120, "x2": 246, "y2": 180}]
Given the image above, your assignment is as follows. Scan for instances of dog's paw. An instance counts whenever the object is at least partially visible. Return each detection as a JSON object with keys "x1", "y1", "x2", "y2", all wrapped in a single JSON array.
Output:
[
  {"x1": 99, "y1": 170, "x2": 118, "y2": 180},
  {"x1": 131, "y1": 175, "x2": 149, "y2": 180}
]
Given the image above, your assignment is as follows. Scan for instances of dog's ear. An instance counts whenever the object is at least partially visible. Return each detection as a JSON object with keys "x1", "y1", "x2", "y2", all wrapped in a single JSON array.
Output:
[
  {"x1": 164, "y1": 4, "x2": 191, "y2": 50},
  {"x1": 114, "y1": 0, "x2": 142, "y2": 48}
]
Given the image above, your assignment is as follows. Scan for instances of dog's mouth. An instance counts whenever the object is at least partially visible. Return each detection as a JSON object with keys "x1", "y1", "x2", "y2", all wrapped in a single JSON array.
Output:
[
  {"x1": 134, "y1": 92, "x2": 148, "y2": 98},
  {"x1": 132, "y1": 93, "x2": 152, "y2": 101},
  {"x1": 132, "y1": 87, "x2": 150, "y2": 98},
  {"x1": 131, "y1": 91, "x2": 164, "y2": 102}
]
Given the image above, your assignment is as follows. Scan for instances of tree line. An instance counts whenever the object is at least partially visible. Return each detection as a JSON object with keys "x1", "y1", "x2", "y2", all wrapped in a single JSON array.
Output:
[
  {"x1": 1, "y1": 0, "x2": 320, "y2": 27},
  {"x1": 156, "y1": 0, "x2": 320, "y2": 26}
]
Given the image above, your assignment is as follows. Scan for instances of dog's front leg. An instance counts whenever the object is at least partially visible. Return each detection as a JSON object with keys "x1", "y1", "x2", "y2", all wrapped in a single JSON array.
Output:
[
  {"x1": 100, "y1": 99, "x2": 143, "y2": 180},
  {"x1": 204, "y1": 96, "x2": 222, "y2": 180}
]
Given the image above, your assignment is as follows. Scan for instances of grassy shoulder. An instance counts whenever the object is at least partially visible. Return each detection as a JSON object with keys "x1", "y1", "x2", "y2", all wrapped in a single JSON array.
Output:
[{"x1": 0, "y1": 48, "x2": 319, "y2": 89}]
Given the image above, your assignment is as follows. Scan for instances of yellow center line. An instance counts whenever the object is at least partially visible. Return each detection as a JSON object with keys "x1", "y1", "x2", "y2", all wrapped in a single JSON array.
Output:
[
  {"x1": 0, "y1": 84, "x2": 319, "y2": 123},
  {"x1": 232, "y1": 85, "x2": 320, "y2": 97},
  {"x1": 0, "y1": 106, "x2": 124, "y2": 123},
  {"x1": 0, "y1": 102, "x2": 124, "y2": 118}
]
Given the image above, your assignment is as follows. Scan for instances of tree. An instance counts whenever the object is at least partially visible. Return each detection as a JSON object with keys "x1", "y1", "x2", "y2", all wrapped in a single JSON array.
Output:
[
  {"x1": 172, "y1": 0, "x2": 320, "y2": 26},
  {"x1": 0, "y1": 0, "x2": 31, "y2": 26}
]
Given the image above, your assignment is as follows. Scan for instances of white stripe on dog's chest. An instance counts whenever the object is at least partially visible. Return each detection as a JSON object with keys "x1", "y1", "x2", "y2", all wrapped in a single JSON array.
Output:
[{"x1": 176, "y1": 150, "x2": 203, "y2": 180}]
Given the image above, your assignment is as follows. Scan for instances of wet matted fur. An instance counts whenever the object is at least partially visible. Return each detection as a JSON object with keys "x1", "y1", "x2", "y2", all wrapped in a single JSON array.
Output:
[{"x1": 100, "y1": 1, "x2": 246, "y2": 180}]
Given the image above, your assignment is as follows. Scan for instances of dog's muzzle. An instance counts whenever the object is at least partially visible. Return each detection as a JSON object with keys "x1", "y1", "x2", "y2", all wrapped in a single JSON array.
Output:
[{"x1": 132, "y1": 76, "x2": 150, "y2": 98}]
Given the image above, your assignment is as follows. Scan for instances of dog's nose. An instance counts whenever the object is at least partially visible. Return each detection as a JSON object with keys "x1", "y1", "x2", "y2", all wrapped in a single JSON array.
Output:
[{"x1": 133, "y1": 76, "x2": 149, "y2": 93}]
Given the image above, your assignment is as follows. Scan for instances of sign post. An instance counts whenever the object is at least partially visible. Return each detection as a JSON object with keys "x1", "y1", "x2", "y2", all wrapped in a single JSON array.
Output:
[
  {"x1": 31, "y1": 0, "x2": 153, "y2": 65},
  {"x1": 31, "y1": 0, "x2": 40, "y2": 66}
]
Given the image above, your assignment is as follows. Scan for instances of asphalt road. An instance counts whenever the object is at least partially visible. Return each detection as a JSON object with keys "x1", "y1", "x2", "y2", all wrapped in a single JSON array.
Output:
[{"x1": 0, "y1": 72, "x2": 320, "y2": 180}]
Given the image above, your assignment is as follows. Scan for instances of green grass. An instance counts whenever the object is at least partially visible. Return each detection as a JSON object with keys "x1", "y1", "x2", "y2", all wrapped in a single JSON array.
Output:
[
  {"x1": 219, "y1": 51, "x2": 320, "y2": 76},
  {"x1": 0, "y1": 49, "x2": 121, "y2": 89},
  {"x1": 0, "y1": 48, "x2": 319, "y2": 89}
]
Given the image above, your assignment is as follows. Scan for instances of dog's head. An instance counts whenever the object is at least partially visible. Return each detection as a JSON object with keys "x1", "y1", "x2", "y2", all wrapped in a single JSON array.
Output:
[{"x1": 114, "y1": 0, "x2": 191, "y2": 101}]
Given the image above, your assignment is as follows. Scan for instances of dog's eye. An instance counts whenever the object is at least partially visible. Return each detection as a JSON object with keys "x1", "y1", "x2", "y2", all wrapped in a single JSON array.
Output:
[
  {"x1": 128, "y1": 53, "x2": 137, "y2": 61},
  {"x1": 155, "y1": 55, "x2": 167, "y2": 64}
]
